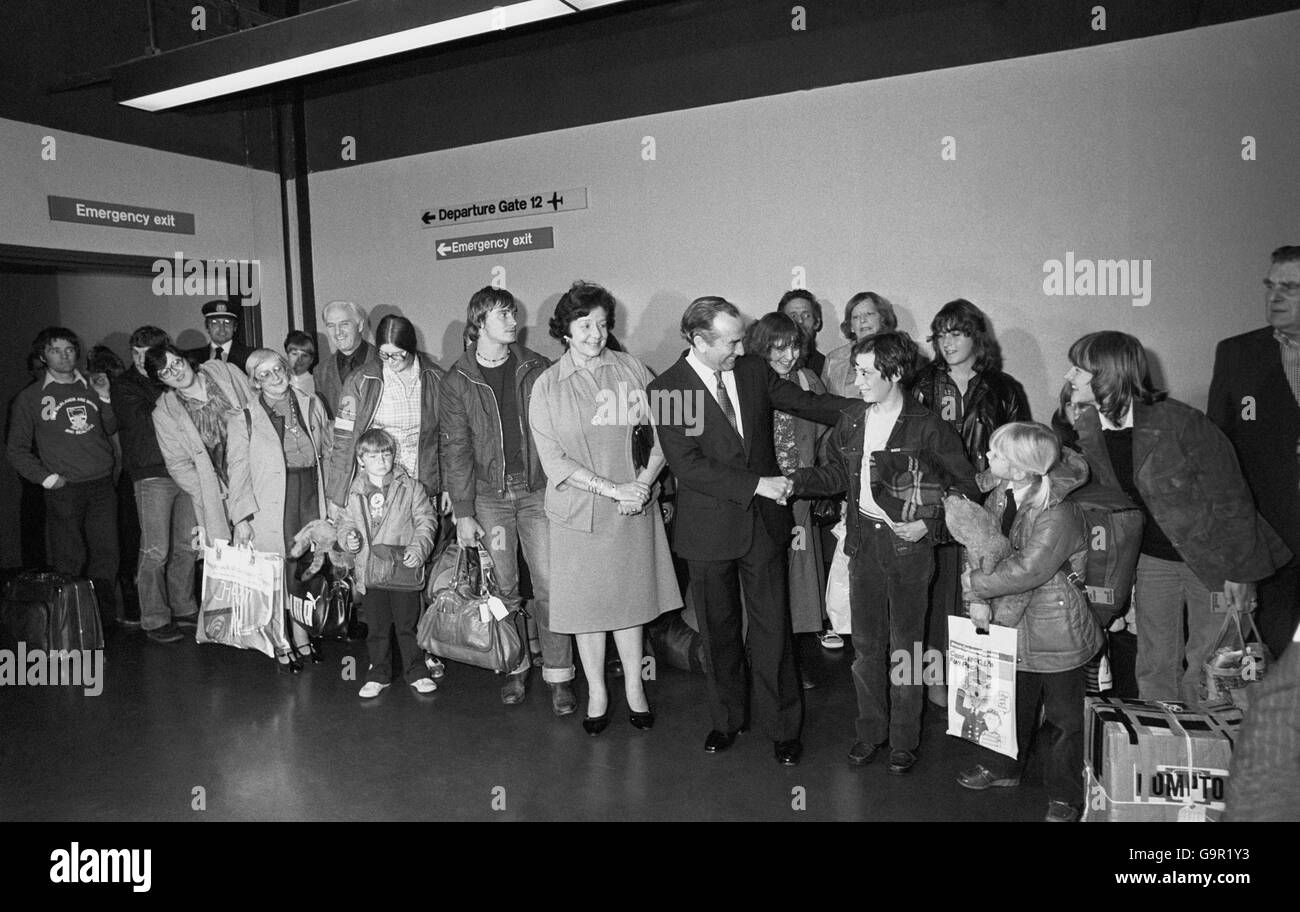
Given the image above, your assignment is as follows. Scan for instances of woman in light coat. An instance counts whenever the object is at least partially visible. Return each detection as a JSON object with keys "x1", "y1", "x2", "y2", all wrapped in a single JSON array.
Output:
[
  {"x1": 227, "y1": 349, "x2": 333, "y2": 670},
  {"x1": 147, "y1": 343, "x2": 253, "y2": 552}
]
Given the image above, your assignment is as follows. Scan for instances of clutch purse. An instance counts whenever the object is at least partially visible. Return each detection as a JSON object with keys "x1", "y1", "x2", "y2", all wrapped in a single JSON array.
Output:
[{"x1": 632, "y1": 423, "x2": 654, "y2": 472}]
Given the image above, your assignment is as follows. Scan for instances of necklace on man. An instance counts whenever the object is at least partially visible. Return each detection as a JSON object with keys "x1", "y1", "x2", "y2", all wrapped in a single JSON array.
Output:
[{"x1": 478, "y1": 350, "x2": 508, "y2": 367}]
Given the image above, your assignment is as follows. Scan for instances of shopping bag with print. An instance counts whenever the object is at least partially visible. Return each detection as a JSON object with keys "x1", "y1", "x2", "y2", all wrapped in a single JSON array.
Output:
[
  {"x1": 947, "y1": 615, "x2": 1018, "y2": 759},
  {"x1": 198, "y1": 540, "x2": 286, "y2": 658}
]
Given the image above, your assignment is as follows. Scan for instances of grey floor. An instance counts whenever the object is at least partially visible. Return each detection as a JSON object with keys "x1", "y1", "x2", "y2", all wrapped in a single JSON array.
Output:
[{"x1": 0, "y1": 628, "x2": 1053, "y2": 821}]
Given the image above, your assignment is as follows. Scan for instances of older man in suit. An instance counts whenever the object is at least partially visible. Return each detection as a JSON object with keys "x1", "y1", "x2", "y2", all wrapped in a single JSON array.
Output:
[
  {"x1": 648, "y1": 297, "x2": 855, "y2": 765},
  {"x1": 1208, "y1": 245, "x2": 1300, "y2": 658}
]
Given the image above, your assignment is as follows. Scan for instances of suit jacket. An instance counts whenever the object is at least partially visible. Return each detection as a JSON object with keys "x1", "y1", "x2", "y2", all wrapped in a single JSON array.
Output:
[
  {"x1": 188, "y1": 341, "x2": 254, "y2": 374},
  {"x1": 1207, "y1": 326, "x2": 1300, "y2": 558},
  {"x1": 648, "y1": 353, "x2": 854, "y2": 561}
]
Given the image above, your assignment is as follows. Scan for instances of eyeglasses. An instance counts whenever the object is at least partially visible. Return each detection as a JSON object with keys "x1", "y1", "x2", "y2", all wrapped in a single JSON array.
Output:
[
  {"x1": 158, "y1": 360, "x2": 186, "y2": 379},
  {"x1": 378, "y1": 349, "x2": 409, "y2": 362},
  {"x1": 1264, "y1": 280, "x2": 1300, "y2": 297},
  {"x1": 254, "y1": 365, "x2": 287, "y2": 380}
]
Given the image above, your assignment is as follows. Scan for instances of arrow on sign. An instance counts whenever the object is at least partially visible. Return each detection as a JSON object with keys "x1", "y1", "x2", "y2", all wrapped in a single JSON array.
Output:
[
  {"x1": 436, "y1": 243, "x2": 451, "y2": 255},
  {"x1": 422, "y1": 211, "x2": 436, "y2": 225}
]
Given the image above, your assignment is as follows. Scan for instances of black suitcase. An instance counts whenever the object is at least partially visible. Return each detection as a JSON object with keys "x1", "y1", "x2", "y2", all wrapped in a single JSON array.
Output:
[{"x1": 0, "y1": 571, "x2": 104, "y2": 651}]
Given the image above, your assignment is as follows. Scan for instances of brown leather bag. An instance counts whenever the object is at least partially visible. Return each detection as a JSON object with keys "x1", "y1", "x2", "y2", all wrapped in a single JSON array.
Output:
[{"x1": 417, "y1": 547, "x2": 525, "y2": 674}]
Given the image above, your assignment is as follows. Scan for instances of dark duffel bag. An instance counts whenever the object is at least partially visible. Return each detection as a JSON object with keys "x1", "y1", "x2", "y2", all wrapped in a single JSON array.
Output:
[{"x1": 0, "y1": 571, "x2": 104, "y2": 651}]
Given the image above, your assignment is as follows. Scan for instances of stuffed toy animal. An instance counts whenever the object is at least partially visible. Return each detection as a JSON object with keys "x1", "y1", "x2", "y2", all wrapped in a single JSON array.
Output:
[
  {"x1": 288, "y1": 518, "x2": 347, "y2": 579},
  {"x1": 942, "y1": 493, "x2": 1032, "y2": 620},
  {"x1": 943, "y1": 495, "x2": 1010, "y2": 574}
]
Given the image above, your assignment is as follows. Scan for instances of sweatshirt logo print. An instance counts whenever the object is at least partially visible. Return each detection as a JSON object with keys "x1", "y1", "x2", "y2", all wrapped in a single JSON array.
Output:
[
  {"x1": 67, "y1": 405, "x2": 89, "y2": 433},
  {"x1": 40, "y1": 395, "x2": 97, "y2": 435}
]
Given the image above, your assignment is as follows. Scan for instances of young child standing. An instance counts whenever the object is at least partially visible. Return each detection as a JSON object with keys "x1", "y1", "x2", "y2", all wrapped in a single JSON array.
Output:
[
  {"x1": 339, "y1": 428, "x2": 438, "y2": 698},
  {"x1": 956, "y1": 421, "x2": 1102, "y2": 822}
]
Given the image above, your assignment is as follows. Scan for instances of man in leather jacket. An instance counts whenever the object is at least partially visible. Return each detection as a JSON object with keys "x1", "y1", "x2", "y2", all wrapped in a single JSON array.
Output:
[{"x1": 909, "y1": 300, "x2": 1030, "y2": 705}]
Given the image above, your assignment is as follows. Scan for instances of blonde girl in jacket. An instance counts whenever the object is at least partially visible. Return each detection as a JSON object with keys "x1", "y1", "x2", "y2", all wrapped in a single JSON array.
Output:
[
  {"x1": 339, "y1": 429, "x2": 438, "y2": 698},
  {"x1": 956, "y1": 421, "x2": 1102, "y2": 823}
]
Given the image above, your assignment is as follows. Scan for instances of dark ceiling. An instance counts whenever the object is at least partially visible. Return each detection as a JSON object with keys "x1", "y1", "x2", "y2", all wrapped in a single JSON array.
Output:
[{"x1": 3, "y1": 0, "x2": 1299, "y2": 175}]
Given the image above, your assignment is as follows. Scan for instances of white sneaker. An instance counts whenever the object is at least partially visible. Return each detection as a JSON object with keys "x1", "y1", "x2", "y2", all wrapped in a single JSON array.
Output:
[
  {"x1": 358, "y1": 681, "x2": 389, "y2": 699},
  {"x1": 410, "y1": 677, "x2": 437, "y2": 694},
  {"x1": 818, "y1": 630, "x2": 845, "y2": 649}
]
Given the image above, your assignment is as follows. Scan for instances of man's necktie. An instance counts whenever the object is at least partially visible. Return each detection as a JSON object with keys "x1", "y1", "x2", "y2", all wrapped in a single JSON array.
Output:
[
  {"x1": 1000, "y1": 489, "x2": 1017, "y2": 537},
  {"x1": 213, "y1": 346, "x2": 225, "y2": 362},
  {"x1": 715, "y1": 370, "x2": 739, "y2": 434}
]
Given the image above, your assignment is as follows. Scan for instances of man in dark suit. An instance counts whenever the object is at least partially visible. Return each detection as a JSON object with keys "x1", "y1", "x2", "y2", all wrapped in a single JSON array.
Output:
[
  {"x1": 648, "y1": 297, "x2": 854, "y2": 765},
  {"x1": 1208, "y1": 245, "x2": 1300, "y2": 658},
  {"x1": 186, "y1": 299, "x2": 254, "y2": 373}
]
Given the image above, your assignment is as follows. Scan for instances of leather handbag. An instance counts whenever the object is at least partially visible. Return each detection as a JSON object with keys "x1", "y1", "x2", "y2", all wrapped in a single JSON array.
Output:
[
  {"x1": 290, "y1": 572, "x2": 351, "y2": 638},
  {"x1": 366, "y1": 543, "x2": 426, "y2": 591},
  {"x1": 417, "y1": 546, "x2": 525, "y2": 674},
  {"x1": 361, "y1": 502, "x2": 426, "y2": 591},
  {"x1": 632, "y1": 423, "x2": 654, "y2": 472}
]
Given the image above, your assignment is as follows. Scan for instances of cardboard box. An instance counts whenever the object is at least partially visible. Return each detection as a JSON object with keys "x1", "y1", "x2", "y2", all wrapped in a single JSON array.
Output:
[{"x1": 1083, "y1": 696, "x2": 1242, "y2": 822}]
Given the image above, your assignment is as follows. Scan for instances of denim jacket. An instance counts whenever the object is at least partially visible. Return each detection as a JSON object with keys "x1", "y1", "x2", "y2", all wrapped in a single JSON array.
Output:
[{"x1": 791, "y1": 397, "x2": 978, "y2": 556}]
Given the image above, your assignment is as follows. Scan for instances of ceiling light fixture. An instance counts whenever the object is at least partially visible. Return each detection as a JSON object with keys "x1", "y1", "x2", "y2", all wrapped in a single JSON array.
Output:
[{"x1": 113, "y1": 0, "x2": 637, "y2": 112}]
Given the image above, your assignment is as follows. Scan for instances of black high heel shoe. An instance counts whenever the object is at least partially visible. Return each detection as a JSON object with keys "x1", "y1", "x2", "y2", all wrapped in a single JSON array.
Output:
[
  {"x1": 307, "y1": 637, "x2": 324, "y2": 664},
  {"x1": 277, "y1": 653, "x2": 303, "y2": 674},
  {"x1": 629, "y1": 708, "x2": 655, "y2": 731},
  {"x1": 583, "y1": 712, "x2": 610, "y2": 735}
]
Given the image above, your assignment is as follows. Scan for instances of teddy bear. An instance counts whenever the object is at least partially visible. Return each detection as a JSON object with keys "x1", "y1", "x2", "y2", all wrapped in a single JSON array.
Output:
[
  {"x1": 288, "y1": 518, "x2": 348, "y2": 579},
  {"x1": 942, "y1": 493, "x2": 1032, "y2": 621}
]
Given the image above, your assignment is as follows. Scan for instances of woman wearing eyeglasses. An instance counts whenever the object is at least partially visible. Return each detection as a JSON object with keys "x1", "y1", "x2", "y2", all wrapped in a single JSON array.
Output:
[
  {"x1": 910, "y1": 299, "x2": 1031, "y2": 706},
  {"x1": 147, "y1": 343, "x2": 254, "y2": 554},
  {"x1": 225, "y1": 349, "x2": 333, "y2": 671},
  {"x1": 325, "y1": 313, "x2": 447, "y2": 527}
]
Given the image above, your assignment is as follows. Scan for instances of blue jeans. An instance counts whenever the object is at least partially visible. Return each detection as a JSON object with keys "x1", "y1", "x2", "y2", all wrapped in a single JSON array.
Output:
[
  {"x1": 473, "y1": 480, "x2": 574, "y2": 683},
  {"x1": 134, "y1": 477, "x2": 198, "y2": 631},
  {"x1": 847, "y1": 517, "x2": 935, "y2": 752},
  {"x1": 1135, "y1": 553, "x2": 1216, "y2": 704}
]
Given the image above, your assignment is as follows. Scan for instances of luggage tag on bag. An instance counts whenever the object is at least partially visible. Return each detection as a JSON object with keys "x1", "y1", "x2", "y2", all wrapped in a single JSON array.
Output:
[{"x1": 486, "y1": 595, "x2": 508, "y2": 621}]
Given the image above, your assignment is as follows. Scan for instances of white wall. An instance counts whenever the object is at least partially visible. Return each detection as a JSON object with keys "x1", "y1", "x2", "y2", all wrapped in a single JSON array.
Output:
[
  {"x1": 0, "y1": 117, "x2": 289, "y2": 357},
  {"x1": 307, "y1": 11, "x2": 1300, "y2": 421}
]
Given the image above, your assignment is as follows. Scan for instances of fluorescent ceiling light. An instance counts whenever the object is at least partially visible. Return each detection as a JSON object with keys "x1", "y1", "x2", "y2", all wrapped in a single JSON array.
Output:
[{"x1": 114, "y1": 0, "x2": 635, "y2": 112}]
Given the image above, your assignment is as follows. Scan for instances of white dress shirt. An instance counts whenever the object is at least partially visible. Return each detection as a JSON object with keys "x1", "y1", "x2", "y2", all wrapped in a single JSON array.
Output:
[{"x1": 686, "y1": 349, "x2": 745, "y2": 439}]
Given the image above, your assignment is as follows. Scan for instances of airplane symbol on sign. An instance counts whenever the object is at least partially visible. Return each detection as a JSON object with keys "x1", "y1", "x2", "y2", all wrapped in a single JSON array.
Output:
[{"x1": 548, "y1": 192, "x2": 563, "y2": 210}]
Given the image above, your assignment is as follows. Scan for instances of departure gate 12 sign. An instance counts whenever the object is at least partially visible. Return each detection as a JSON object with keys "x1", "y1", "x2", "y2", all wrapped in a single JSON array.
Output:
[
  {"x1": 48, "y1": 195, "x2": 195, "y2": 235},
  {"x1": 434, "y1": 227, "x2": 555, "y2": 261},
  {"x1": 422, "y1": 188, "x2": 587, "y2": 228}
]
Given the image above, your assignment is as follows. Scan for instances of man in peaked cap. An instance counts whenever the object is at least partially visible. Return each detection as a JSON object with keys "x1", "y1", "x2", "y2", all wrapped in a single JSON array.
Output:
[{"x1": 187, "y1": 299, "x2": 254, "y2": 373}]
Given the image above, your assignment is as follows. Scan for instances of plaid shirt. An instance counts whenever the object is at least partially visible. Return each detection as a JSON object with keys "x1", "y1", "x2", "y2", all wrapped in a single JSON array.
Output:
[
  {"x1": 870, "y1": 450, "x2": 953, "y2": 524},
  {"x1": 372, "y1": 365, "x2": 423, "y2": 478}
]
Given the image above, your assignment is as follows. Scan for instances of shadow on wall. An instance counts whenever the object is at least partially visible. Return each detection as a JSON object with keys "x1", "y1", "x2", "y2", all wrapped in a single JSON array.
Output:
[
  {"x1": 175, "y1": 328, "x2": 209, "y2": 352},
  {"x1": 998, "y1": 324, "x2": 1046, "y2": 422}
]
